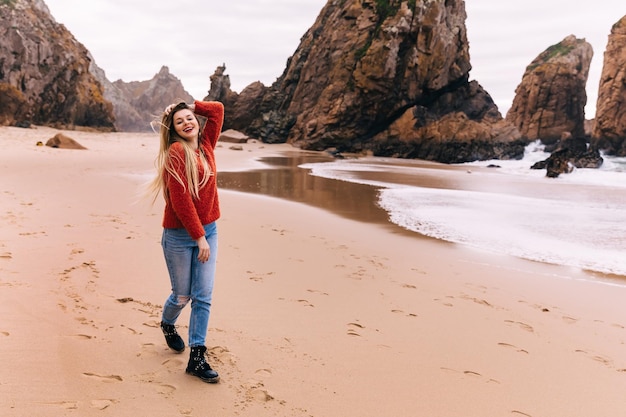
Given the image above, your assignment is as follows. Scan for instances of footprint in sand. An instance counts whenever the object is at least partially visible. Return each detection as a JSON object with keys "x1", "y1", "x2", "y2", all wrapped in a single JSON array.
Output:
[
  {"x1": 71, "y1": 334, "x2": 94, "y2": 340},
  {"x1": 434, "y1": 295, "x2": 455, "y2": 307},
  {"x1": 90, "y1": 213, "x2": 127, "y2": 227},
  {"x1": 120, "y1": 324, "x2": 140, "y2": 335},
  {"x1": 254, "y1": 368, "x2": 273, "y2": 377},
  {"x1": 161, "y1": 357, "x2": 186, "y2": 368},
  {"x1": 440, "y1": 367, "x2": 501, "y2": 384},
  {"x1": 306, "y1": 289, "x2": 329, "y2": 296},
  {"x1": 117, "y1": 297, "x2": 161, "y2": 317},
  {"x1": 391, "y1": 309, "x2": 418, "y2": 318},
  {"x1": 90, "y1": 399, "x2": 117, "y2": 410},
  {"x1": 244, "y1": 381, "x2": 274, "y2": 402},
  {"x1": 131, "y1": 370, "x2": 178, "y2": 396},
  {"x1": 457, "y1": 292, "x2": 496, "y2": 308},
  {"x1": 366, "y1": 256, "x2": 388, "y2": 269},
  {"x1": 504, "y1": 320, "x2": 534, "y2": 333},
  {"x1": 59, "y1": 261, "x2": 100, "y2": 285},
  {"x1": 45, "y1": 401, "x2": 79, "y2": 410},
  {"x1": 83, "y1": 372, "x2": 123, "y2": 383},
  {"x1": 18, "y1": 231, "x2": 47, "y2": 237},
  {"x1": 153, "y1": 382, "x2": 177, "y2": 396},
  {"x1": 348, "y1": 266, "x2": 368, "y2": 280},
  {"x1": 270, "y1": 227, "x2": 287, "y2": 235},
  {"x1": 347, "y1": 322, "x2": 364, "y2": 337},
  {"x1": 497, "y1": 342, "x2": 529, "y2": 354},
  {"x1": 296, "y1": 299, "x2": 314, "y2": 307},
  {"x1": 574, "y1": 349, "x2": 614, "y2": 367},
  {"x1": 68, "y1": 247, "x2": 85, "y2": 259},
  {"x1": 247, "y1": 270, "x2": 275, "y2": 282},
  {"x1": 208, "y1": 345, "x2": 235, "y2": 367}
]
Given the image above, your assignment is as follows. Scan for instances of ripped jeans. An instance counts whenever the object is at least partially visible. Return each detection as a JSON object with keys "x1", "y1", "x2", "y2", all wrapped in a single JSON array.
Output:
[{"x1": 161, "y1": 222, "x2": 217, "y2": 348}]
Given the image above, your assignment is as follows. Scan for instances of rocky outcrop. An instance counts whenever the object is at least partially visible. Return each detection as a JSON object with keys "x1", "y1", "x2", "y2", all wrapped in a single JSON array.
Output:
[
  {"x1": 0, "y1": 0, "x2": 115, "y2": 129},
  {"x1": 45, "y1": 133, "x2": 87, "y2": 149},
  {"x1": 204, "y1": 64, "x2": 238, "y2": 104},
  {"x1": 93, "y1": 65, "x2": 193, "y2": 132},
  {"x1": 0, "y1": 0, "x2": 190, "y2": 132},
  {"x1": 218, "y1": 129, "x2": 250, "y2": 143},
  {"x1": 592, "y1": 15, "x2": 626, "y2": 156},
  {"x1": 506, "y1": 35, "x2": 593, "y2": 144},
  {"x1": 220, "y1": 0, "x2": 525, "y2": 163},
  {"x1": 204, "y1": 64, "x2": 245, "y2": 131},
  {"x1": 531, "y1": 132, "x2": 603, "y2": 177}
]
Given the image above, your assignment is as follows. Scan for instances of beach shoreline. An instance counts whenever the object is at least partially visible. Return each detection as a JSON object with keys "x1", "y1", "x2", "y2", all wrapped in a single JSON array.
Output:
[{"x1": 1, "y1": 126, "x2": 625, "y2": 416}]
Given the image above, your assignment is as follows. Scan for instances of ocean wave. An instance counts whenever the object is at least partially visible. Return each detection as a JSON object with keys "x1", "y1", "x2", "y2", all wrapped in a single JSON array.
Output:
[{"x1": 300, "y1": 143, "x2": 626, "y2": 276}]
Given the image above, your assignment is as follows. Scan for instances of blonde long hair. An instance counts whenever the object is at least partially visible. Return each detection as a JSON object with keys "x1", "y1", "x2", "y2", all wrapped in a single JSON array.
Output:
[{"x1": 149, "y1": 102, "x2": 211, "y2": 202}]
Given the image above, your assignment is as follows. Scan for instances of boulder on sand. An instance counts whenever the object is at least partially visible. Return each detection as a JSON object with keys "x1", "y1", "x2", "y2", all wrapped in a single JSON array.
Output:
[
  {"x1": 218, "y1": 129, "x2": 249, "y2": 143},
  {"x1": 45, "y1": 133, "x2": 87, "y2": 150}
]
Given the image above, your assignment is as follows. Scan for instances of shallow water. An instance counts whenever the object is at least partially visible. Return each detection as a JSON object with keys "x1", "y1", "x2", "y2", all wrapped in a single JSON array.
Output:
[
  {"x1": 218, "y1": 145, "x2": 626, "y2": 278},
  {"x1": 218, "y1": 153, "x2": 392, "y2": 227}
]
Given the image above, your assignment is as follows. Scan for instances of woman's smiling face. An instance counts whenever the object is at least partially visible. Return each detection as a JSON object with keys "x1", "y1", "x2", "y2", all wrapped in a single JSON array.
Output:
[{"x1": 172, "y1": 108, "x2": 199, "y2": 143}]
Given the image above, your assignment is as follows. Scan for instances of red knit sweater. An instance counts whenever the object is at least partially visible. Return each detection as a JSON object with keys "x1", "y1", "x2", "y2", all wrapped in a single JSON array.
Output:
[{"x1": 162, "y1": 101, "x2": 224, "y2": 240}]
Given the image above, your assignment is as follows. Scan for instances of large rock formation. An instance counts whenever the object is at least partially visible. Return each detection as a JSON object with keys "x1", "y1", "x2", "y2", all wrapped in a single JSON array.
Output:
[
  {"x1": 592, "y1": 15, "x2": 626, "y2": 156},
  {"x1": 219, "y1": 0, "x2": 526, "y2": 163},
  {"x1": 91, "y1": 65, "x2": 194, "y2": 132},
  {"x1": 506, "y1": 35, "x2": 593, "y2": 144},
  {"x1": 0, "y1": 0, "x2": 115, "y2": 129}
]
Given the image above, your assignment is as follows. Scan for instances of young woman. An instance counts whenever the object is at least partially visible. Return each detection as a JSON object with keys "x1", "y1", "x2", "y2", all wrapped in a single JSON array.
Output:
[{"x1": 150, "y1": 100, "x2": 224, "y2": 383}]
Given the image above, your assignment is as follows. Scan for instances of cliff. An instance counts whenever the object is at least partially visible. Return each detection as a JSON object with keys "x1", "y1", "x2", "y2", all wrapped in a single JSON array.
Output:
[
  {"x1": 505, "y1": 35, "x2": 593, "y2": 144},
  {"x1": 0, "y1": 0, "x2": 115, "y2": 129},
  {"x1": 0, "y1": 0, "x2": 192, "y2": 132},
  {"x1": 592, "y1": 15, "x2": 626, "y2": 156},
  {"x1": 220, "y1": 0, "x2": 526, "y2": 163}
]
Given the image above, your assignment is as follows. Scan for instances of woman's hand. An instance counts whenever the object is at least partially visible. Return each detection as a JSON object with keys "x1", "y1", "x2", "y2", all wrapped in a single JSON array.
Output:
[
  {"x1": 196, "y1": 236, "x2": 210, "y2": 263},
  {"x1": 164, "y1": 103, "x2": 177, "y2": 116}
]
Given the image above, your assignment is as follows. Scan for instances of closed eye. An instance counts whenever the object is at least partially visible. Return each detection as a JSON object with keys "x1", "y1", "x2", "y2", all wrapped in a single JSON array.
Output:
[{"x1": 175, "y1": 115, "x2": 195, "y2": 125}]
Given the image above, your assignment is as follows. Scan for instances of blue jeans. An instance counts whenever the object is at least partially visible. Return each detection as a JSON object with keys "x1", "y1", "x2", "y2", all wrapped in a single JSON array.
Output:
[{"x1": 161, "y1": 222, "x2": 217, "y2": 347}]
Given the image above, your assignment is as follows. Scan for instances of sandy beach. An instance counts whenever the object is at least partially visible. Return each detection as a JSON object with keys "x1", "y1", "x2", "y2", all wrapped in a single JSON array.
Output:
[{"x1": 1, "y1": 125, "x2": 625, "y2": 417}]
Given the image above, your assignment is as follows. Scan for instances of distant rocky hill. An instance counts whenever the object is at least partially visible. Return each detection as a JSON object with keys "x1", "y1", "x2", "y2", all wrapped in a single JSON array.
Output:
[
  {"x1": 0, "y1": 0, "x2": 114, "y2": 129},
  {"x1": 0, "y1": 0, "x2": 193, "y2": 132},
  {"x1": 90, "y1": 64, "x2": 193, "y2": 132}
]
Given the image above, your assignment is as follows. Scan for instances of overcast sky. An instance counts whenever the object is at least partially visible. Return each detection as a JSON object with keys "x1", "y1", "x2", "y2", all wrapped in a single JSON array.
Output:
[{"x1": 44, "y1": 0, "x2": 625, "y2": 118}]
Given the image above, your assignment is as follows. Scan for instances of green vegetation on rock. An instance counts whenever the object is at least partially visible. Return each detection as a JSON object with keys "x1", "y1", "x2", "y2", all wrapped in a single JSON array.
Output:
[{"x1": 527, "y1": 42, "x2": 577, "y2": 72}]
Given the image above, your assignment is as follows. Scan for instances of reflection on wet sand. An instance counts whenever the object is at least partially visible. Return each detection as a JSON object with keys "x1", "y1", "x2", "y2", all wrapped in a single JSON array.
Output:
[{"x1": 218, "y1": 154, "x2": 392, "y2": 226}]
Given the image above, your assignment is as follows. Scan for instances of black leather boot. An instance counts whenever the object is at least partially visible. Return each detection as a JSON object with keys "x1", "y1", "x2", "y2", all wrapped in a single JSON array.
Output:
[
  {"x1": 186, "y1": 346, "x2": 220, "y2": 383},
  {"x1": 160, "y1": 321, "x2": 185, "y2": 353}
]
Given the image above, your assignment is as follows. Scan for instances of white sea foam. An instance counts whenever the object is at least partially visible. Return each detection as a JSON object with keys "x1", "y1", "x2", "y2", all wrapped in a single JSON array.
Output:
[{"x1": 301, "y1": 143, "x2": 626, "y2": 276}]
